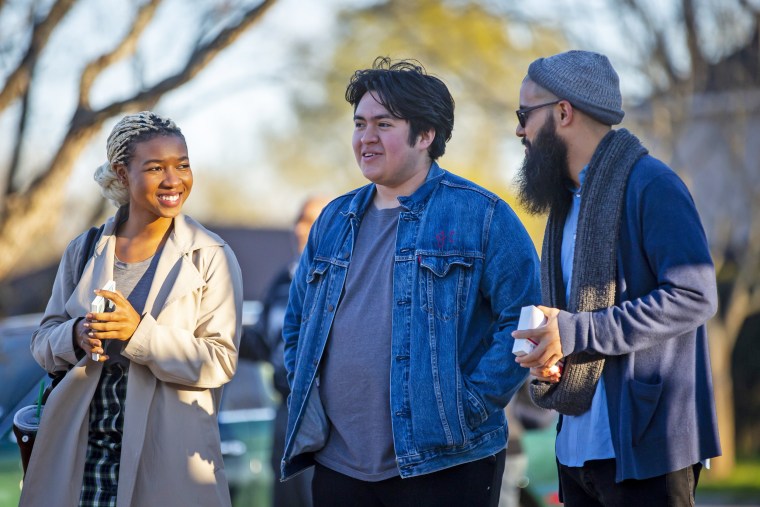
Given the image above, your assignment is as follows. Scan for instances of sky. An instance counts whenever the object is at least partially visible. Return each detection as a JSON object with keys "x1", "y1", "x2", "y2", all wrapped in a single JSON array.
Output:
[
  {"x1": 0, "y1": 0, "x2": 744, "y2": 237},
  {"x1": 1, "y1": 0, "x2": 345, "y2": 234}
]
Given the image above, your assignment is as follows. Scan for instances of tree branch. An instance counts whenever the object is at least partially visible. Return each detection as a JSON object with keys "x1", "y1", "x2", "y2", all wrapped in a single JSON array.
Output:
[
  {"x1": 0, "y1": 0, "x2": 278, "y2": 280},
  {"x1": 620, "y1": 0, "x2": 680, "y2": 90},
  {"x1": 0, "y1": 0, "x2": 76, "y2": 112},
  {"x1": 722, "y1": 206, "x2": 760, "y2": 342},
  {"x1": 681, "y1": 0, "x2": 706, "y2": 92},
  {"x1": 78, "y1": 0, "x2": 162, "y2": 109},
  {"x1": 5, "y1": 73, "x2": 33, "y2": 194},
  {"x1": 737, "y1": 0, "x2": 760, "y2": 14},
  {"x1": 71, "y1": 0, "x2": 277, "y2": 130}
]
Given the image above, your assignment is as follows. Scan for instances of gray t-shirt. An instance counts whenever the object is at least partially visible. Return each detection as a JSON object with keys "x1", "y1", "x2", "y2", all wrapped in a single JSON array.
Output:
[
  {"x1": 106, "y1": 252, "x2": 159, "y2": 366},
  {"x1": 315, "y1": 204, "x2": 400, "y2": 481}
]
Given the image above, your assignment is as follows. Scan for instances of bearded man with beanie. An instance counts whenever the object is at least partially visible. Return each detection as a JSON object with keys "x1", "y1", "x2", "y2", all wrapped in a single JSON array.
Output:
[{"x1": 511, "y1": 50, "x2": 721, "y2": 506}]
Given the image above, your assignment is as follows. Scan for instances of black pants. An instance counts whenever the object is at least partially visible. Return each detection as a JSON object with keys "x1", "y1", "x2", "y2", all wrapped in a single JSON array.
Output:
[
  {"x1": 272, "y1": 404, "x2": 313, "y2": 507},
  {"x1": 312, "y1": 449, "x2": 506, "y2": 507},
  {"x1": 558, "y1": 459, "x2": 702, "y2": 507}
]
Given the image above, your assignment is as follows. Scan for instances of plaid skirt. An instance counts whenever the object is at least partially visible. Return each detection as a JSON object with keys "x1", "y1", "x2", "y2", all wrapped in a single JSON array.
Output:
[{"x1": 79, "y1": 364, "x2": 128, "y2": 507}]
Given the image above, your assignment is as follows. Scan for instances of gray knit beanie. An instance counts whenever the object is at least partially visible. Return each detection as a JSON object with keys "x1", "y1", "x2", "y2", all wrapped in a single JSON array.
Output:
[{"x1": 528, "y1": 50, "x2": 624, "y2": 126}]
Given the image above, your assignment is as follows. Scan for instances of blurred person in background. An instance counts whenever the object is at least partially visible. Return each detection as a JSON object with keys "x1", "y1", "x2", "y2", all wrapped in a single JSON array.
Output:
[
  {"x1": 239, "y1": 195, "x2": 330, "y2": 507},
  {"x1": 22, "y1": 111, "x2": 243, "y2": 507},
  {"x1": 512, "y1": 50, "x2": 720, "y2": 507}
]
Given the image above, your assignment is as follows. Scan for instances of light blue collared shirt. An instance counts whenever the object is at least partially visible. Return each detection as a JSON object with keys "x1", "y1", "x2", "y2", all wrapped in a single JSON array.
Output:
[{"x1": 555, "y1": 167, "x2": 615, "y2": 467}]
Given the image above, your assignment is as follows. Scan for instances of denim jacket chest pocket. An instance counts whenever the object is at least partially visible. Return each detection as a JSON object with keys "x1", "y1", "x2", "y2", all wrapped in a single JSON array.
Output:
[
  {"x1": 301, "y1": 260, "x2": 331, "y2": 323},
  {"x1": 417, "y1": 254, "x2": 475, "y2": 321}
]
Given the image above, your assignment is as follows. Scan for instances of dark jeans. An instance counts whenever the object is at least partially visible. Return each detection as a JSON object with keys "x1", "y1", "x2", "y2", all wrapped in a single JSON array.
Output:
[
  {"x1": 558, "y1": 459, "x2": 702, "y2": 507},
  {"x1": 312, "y1": 449, "x2": 506, "y2": 507}
]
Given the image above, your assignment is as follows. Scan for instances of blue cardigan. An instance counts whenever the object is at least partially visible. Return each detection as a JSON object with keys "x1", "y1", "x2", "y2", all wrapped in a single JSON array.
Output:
[{"x1": 556, "y1": 154, "x2": 721, "y2": 481}]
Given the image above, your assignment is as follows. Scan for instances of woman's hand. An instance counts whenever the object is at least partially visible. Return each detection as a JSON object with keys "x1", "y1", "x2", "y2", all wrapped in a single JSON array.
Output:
[
  {"x1": 83, "y1": 288, "x2": 141, "y2": 345},
  {"x1": 75, "y1": 317, "x2": 106, "y2": 361}
]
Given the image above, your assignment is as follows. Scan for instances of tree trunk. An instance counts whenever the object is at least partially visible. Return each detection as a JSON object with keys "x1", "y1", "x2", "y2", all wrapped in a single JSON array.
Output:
[
  {"x1": 0, "y1": 124, "x2": 98, "y2": 279},
  {"x1": 706, "y1": 321, "x2": 735, "y2": 478}
]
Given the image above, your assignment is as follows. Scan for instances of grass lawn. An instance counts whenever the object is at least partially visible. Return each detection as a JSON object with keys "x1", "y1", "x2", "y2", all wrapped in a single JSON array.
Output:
[
  {"x1": 697, "y1": 457, "x2": 760, "y2": 504},
  {"x1": 0, "y1": 472, "x2": 21, "y2": 507}
]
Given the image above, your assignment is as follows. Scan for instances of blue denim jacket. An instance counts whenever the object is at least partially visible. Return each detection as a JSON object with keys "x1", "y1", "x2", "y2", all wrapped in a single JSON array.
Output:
[{"x1": 281, "y1": 163, "x2": 540, "y2": 480}]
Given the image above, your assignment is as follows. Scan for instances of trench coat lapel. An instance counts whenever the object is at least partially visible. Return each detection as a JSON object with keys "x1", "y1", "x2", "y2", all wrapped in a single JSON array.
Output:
[
  {"x1": 66, "y1": 213, "x2": 210, "y2": 320},
  {"x1": 141, "y1": 233, "x2": 206, "y2": 320}
]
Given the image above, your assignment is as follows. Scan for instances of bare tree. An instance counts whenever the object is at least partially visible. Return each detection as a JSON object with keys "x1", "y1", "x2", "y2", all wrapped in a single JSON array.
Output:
[
  {"x1": 0, "y1": 0, "x2": 276, "y2": 280},
  {"x1": 259, "y1": 0, "x2": 565, "y2": 233}
]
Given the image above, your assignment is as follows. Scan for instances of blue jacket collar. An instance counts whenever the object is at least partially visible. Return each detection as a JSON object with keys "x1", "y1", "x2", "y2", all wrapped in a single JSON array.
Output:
[{"x1": 346, "y1": 162, "x2": 446, "y2": 219}]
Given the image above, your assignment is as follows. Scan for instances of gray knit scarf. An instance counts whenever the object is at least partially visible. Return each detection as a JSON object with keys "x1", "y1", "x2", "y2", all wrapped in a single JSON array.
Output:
[{"x1": 529, "y1": 129, "x2": 647, "y2": 415}]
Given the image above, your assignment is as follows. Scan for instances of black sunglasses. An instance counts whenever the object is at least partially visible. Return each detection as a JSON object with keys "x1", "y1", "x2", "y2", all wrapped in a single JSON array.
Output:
[{"x1": 516, "y1": 100, "x2": 561, "y2": 128}]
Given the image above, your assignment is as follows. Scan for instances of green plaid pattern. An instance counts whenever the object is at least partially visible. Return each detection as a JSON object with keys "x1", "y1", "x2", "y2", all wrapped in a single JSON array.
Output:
[{"x1": 79, "y1": 364, "x2": 128, "y2": 507}]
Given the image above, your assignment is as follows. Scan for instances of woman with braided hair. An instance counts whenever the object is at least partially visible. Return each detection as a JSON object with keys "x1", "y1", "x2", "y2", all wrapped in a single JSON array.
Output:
[{"x1": 21, "y1": 111, "x2": 244, "y2": 507}]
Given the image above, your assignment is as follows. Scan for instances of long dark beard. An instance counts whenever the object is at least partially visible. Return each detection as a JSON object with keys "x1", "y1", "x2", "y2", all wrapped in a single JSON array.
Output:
[{"x1": 515, "y1": 116, "x2": 573, "y2": 216}]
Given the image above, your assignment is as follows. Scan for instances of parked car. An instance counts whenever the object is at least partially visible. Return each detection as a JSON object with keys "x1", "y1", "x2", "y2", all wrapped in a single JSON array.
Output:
[
  {"x1": 0, "y1": 311, "x2": 276, "y2": 507},
  {"x1": 0, "y1": 314, "x2": 44, "y2": 507}
]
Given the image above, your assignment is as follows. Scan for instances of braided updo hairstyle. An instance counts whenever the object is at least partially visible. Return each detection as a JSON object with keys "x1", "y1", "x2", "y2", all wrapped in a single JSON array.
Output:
[{"x1": 94, "y1": 111, "x2": 185, "y2": 207}]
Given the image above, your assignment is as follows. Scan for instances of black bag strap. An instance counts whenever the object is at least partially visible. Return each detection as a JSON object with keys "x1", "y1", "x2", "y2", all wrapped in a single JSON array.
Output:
[
  {"x1": 76, "y1": 224, "x2": 105, "y2": 282},
  {"x1": 46, "y1": 224, "x2": 105, "y2": 395}
]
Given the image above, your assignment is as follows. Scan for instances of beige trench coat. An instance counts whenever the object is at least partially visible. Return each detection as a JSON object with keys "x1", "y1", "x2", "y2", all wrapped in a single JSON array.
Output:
[{"x1": 20, "y1": 213, "x2": 243, "y2": 507}]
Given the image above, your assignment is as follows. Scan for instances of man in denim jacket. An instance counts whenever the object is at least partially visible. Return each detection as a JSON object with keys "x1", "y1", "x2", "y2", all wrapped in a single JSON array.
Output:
[{"x1": 281, "y1": 57, "x2": 540, "y2": 506}]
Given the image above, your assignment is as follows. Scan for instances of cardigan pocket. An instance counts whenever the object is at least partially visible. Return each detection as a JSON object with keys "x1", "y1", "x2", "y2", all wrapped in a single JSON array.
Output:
[{"x1": 629, "y1": 377, "x2": 663, "y2": 446}]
